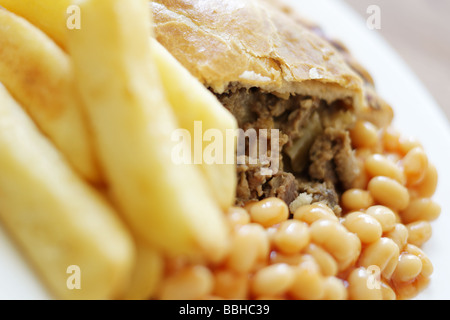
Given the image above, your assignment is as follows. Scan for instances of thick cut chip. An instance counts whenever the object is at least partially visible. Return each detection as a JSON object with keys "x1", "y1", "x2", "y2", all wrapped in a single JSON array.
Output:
[
  {"x1": 0, "y1": 9, "x2": 100, "y2": 182},
  {"x1": 0, "y1": 84, "x2": 135, "y2": 300},
  {"x1": 68, "y1": 0, "x2": 229, "y2": 261},
  {"x1": 120, "y1": 241, "x2": 164, "y2": 300},
  {"x1": 0, "y1": 3, "x2": 238, "y2": 205},
  {"x1": 151, "y1": 38, "x2": 238, "y2": 210},
  {"x1": 0, "y1": 0, "x2": 70, "y2": 49}
]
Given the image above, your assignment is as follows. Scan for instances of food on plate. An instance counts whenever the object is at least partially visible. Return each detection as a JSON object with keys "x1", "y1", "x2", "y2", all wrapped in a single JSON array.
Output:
[
  {"x1": 0, "y1": 84, "x2": 134, "y2": 300},
  {"x1": 67, "y1": 0, "x2": 230, "y2": 261},
  {"x1": 0, "y1": 9, "x2": 100, "y2": 182},
  {"x1": 149, "y1": 0, "x2": 440, "y2": 300},
  {"x1": 150, "y1": 0, "x2": 394, "y2": 213},
  {"x1": 150, "y1": 39, "x2": 238, "y2": 210},
  {"x1": 0, "y1": 0, "x2": 70, "y2": 49},
  {"x1": 0, "y1": 0, "x2": 442, "y2": 300},
  {"x1": 120, "y1": 241, "x2": 164, "y2": 300}
]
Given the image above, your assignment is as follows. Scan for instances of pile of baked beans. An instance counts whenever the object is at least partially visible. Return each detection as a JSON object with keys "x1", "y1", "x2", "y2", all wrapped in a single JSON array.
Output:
[{"x1": 154, "y1": 117, "x2": 440, "y2": 300}]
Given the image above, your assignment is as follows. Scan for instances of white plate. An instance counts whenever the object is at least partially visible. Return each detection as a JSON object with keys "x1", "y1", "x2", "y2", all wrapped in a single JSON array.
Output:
[{"x1": 1, "y1": 0, "x2": 449, "y2": 300}]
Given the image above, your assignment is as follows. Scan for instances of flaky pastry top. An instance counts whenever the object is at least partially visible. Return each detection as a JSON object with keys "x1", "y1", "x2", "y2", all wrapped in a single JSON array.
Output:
[{"x1": 151, "y1": 0, "x2": 366, "y2": 109}]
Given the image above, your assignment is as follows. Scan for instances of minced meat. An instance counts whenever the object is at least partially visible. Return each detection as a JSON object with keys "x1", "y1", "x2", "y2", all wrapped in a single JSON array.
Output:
[{"x1": 215, "y1": 88, "x2": 359, "y2": 214}]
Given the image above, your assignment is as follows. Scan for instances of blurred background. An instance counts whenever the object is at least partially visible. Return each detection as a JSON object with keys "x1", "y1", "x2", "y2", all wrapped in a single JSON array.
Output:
[{"x1": 344, "y1": 0, "x2": 450, "y2": 122}]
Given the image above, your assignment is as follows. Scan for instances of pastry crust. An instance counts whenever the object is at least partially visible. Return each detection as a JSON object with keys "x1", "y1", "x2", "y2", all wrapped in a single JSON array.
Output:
[
  {"x1": 151, "y1": 0, "x2": 365, "y2": 109},
  {"x1": 254, "y1": 0, "x2": 393, "y2": 127}
]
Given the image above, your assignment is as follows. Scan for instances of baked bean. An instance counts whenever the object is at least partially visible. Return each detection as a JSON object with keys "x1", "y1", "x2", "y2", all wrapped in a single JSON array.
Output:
[
  {"x1": 365, "y1": 154, "x2": 405, "y2": 184},
  {"x1": 408, "y1": 188, "x2": 420, "y2": 200},
  {"x1": 398, "y1": 135, "x2": 423, "y2": 155},
  {"x1": 252, "y1": 260, "x2": 269, "y2": 274},
  {"x1": 341, "y1": 189, "x2": 374, "y2": 211},
  {"x1": 381, "y1": 281, "x2": 397, "y2": 300},
  {"x1": 288, "y1": 255, "x2": 325, "y2": 300},
  {"x1": 273, "y1": 220, "x2": 310, "y2": 255},
  {"x1": 359, "y1": 101, "x2": 394, "y2": 129},
  {"x1": 414, "y1": 164, "x2": 438, "y2": 198},
  {"x1": 159, "y1": 265, "x2": 213, "y2": 300},
  {"x1": 213, "y1": 269, "x2": 248, "y2": 300},
  {"x1": 243, "y1": 200, "x2": 258, "y2": 212},
  {"x1": 406, "y1": 221, "x2": 432, "y2": 247},
  {"x1": 355, "y1": 148, "x2": 374, "y2": 161},
  {"x1": 226, "y1": 224, "x2": 269, "y2": 273},
  {"x1": 401, "y1": 147, "x2": 428, "y2": 186},
  {"x1": 400, "y1": 198, "x2": 441, "y2": 224},
  {"x1": 249, "y1": 198, "x2": 289, "y2": 227},
  {"x1": 392, "y1": 253, "x2": 423, "y2": 283},
  {"x1": 310, "y1": 219, "x2": 361, "y2": 271},
  {"x1": 266, "y1": 226, "x2": 278, "y2": 244},
  {"x1": 293, "y1": 203, "x2": 339, "y2": 224},
  {"x1": 394, "y1": 275, "x2": 430, "y2": 300},
  {"x1": 347, "y1": 267, "x2": 383, "y2": 300},
  {"x1": 250, "y1": 263, "x2": 295, "y2": 297},
  {"x1": 165, "y1": 256, "x2": 190, "y2": 275},
  {"x1": 269, "y1": 251, "x2": 304, "y2": 266},
  {"x1": 201, "y1": 295, "x2": 224, "y2": 300},
  {"x1": 394, "y1": 210, "x2": 402, "y2": 224},
  {"x1": 343, "y1": 212, "x2": 382, "y2": 244},
  {"x1": 359, "y1": 238, "x2": 399, "y2": 276},
  {"x1": 366, "y1": 205, "x2": 397, "y2": 233},
  {"x1": 305, "y1": 243, "x2": 338, "y2": 277},
  {"x1": 322, "y1": 276, "x2": 348, "y2": 300},
  {"x1": 383, "y1": 250, "x2": 400, "y2": 280},
  {"x1": 404, "y1": 244, "x2": 433, "y2": 278},
  {"x1": 254, "y1": 225, "x2": 271, "y2": 260},
  {"x1": 368, "y1": 177, "x2": 410, "y2": 211},
  {"x1": 350, "y1": 120, "x2": 379, "y2": 149},
  {"x1": 382, "y1": 127, "x2": 400, "y2": 152},
  {"x1": 351, "y1": 158, "x2": 369, "y2": 189},
  {"x1": 226, "y1": 207, "x2": 250, "y2": 227},
  {"x1": 385, "y1": 223, "x2": 409, "y2": 251},
  {"x1": 254, "y1": 296, "x2": 284, "y2": 300},
  {"x1": 385, "y1": 152, "x2": 401, "y2": 163}
]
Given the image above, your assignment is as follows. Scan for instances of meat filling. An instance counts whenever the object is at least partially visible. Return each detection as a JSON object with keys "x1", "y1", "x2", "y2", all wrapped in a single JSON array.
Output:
[{"x1": 216, "y1": 87, "x2": 359, "y2": 215}]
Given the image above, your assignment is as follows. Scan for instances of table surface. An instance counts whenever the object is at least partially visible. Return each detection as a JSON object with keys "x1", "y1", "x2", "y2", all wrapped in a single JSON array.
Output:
[{"x1": 344, "y1": 0, "x2": 450, "y2": 123}]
